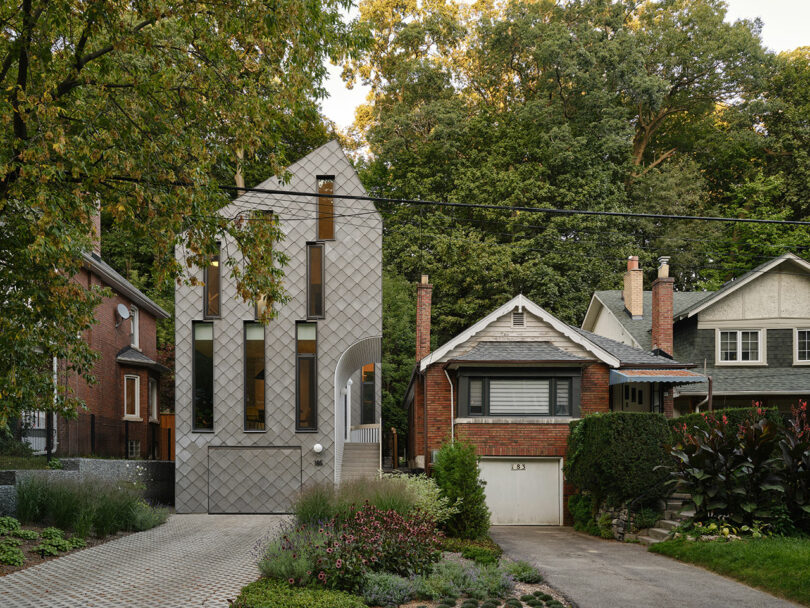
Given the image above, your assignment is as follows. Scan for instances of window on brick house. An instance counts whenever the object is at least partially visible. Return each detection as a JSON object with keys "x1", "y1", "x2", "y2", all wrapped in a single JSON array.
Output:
[
  {"x1": 149, "y1": 378, "x2": 159, "y2": 421},
  {"x1": 124, "y1": 375, "x2": 140, "y2": 419},
  {"x1": 130, "y1": 306, "x2": 139, "y2": 348},
  {"x1": 127, "y1": 440, "x2": 141, "y2": 459},
  {"x1": 462, "y1": 376, "x2": 572, "y2": 417}
]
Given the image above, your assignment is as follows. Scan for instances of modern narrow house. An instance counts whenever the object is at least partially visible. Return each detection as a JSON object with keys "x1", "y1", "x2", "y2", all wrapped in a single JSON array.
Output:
[
  {"x1": 174, "y1": 141, "x2": 382, "y2": 514},
  {"x1": 23, "y1": 220, "x2": 171, "y2": 459},
  {"x1": 405, "y1": 274, "x2": 704, "y2": 525},
  {"x1": 582, "y1": 253, "x2": 810, "y2": 414}
]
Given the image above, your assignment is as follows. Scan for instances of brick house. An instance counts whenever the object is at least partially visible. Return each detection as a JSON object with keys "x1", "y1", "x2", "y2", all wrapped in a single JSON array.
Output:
[
  {"x1": 405, "y1": 275, "x2": 703, "y2": 525},
  {"x1": 582, "y1": 253, "x2": 810, "y2": 415},
  {"x1": 23, "y1": 223, "x2": 170, "y2": 459}
]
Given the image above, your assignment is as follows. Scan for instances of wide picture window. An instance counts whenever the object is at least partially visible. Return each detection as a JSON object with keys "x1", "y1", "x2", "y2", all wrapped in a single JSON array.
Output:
[{"x1": 465, "y1": 376, "x2": 571, "y2": 417}]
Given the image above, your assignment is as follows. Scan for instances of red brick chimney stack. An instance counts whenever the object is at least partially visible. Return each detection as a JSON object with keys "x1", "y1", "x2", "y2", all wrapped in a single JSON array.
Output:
[
  {"x1": 415, "y1": 275, "x2": 433, "y2": 362},
  {"x1": 623, "y1": 256, "x2": 643, "y2": 319},
  {"x1": 651, "y1": 256, "x2": 674, "y2": 356}
]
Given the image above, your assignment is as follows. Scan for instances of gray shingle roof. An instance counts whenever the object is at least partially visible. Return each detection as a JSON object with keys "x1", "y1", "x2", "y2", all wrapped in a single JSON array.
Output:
[
  {"x1": 451, "y1": 341, "x2": 591, "y2": 363},
  {"x1": 571, "y1": 327, "x2": 692, "y2": 367},
  {"x1": 676, "y1": 367, "x2": 810, "y2": 395},
  {"x1": 116, "y1": 346, "x2": 170, "y2": 374},
  {"x1": 592, "y1": 290, "x2": 714, "y2": 350}
]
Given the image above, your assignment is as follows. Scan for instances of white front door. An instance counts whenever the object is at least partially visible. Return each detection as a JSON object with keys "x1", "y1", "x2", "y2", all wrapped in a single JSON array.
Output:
[{"x1": 478, "y1": 457, "x2": 562, "y2": 525}]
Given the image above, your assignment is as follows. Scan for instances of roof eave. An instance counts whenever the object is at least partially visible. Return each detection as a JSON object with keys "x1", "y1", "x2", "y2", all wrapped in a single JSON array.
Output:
[{"x1": 82, "y1": 253, "x2": 170, "y2": 319}]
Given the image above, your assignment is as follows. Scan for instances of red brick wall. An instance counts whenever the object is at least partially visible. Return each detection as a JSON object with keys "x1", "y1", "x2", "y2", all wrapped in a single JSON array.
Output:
[
  {"x1": 415, "y1": 281, "x2": 433, "y2": 362},
  {"x1": 56, "y1": 268, "x2": 162, "y2": 459},
  {"x1": 581, "y1": 364, "x2": 610, "y2": 415},
  {"x1": 651, "y1": 277, "x2": 674, "y2": 356}
]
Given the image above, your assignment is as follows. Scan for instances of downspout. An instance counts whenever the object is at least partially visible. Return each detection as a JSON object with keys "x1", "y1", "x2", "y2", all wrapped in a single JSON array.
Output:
[
  {"x1": 444, "y1": 368, "x2": 454, "y2": 443},
  {"x1": 694, "y1": 376, "x2": 713, "y2": 413}
]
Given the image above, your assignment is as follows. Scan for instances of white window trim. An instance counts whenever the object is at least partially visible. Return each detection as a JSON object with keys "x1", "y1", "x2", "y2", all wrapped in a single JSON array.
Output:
[
  {"x1": 123, "y1": 374, "x2": 142, "y2": 421},
  {"x1": 715, "y1": 328, "x2": 766, "y2": 366},
  {"x1": 130, "y1": 305, "x2": 140, "y2": 349},
  {"x1": 794, "y1": 328, "x2": 810, "y2": 366},
  {"x1": 148, "y1": 378, "x2": 159, "y2": 422}
]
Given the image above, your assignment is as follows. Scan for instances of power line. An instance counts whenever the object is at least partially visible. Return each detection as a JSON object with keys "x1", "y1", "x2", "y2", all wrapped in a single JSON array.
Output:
[
  {"x1": 107, "y1": 177, "x2": 810, "y2": 227},
  {"x1": 217, "y1": 183, "x2": 810, "y2": 227}
]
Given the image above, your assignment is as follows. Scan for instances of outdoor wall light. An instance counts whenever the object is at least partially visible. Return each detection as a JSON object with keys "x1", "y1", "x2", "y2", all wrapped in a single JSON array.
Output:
[{"x1": 313, "y1": 443, "x2": 324, "y2": 454}]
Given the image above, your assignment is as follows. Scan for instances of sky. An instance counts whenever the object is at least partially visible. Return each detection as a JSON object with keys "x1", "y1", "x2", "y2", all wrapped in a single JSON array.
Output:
[{"x1": 319, "y1": 0, "x2": 810, "y2": 130}]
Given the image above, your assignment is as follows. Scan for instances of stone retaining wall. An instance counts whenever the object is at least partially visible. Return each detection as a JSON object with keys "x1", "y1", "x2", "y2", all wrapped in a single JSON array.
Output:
[{"x1": 0, "y1": 458, "x2": 174, "y2": 516}]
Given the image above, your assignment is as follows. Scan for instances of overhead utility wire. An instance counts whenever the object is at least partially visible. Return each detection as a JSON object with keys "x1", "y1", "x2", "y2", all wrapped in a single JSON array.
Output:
[{"x1": 217, "y1": 184, "x2": 810, "y2": 227}]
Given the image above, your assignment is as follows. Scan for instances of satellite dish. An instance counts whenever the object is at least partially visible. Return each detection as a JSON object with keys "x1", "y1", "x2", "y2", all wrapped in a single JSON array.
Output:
[{"x1": 117, "y1": 303, "x2": 131, "y2": 320}]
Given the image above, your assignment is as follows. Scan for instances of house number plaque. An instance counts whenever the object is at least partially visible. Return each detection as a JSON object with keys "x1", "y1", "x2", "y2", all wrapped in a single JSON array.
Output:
[{"x1": 511, "y1": 464, "x2": 526, "y2": 471}]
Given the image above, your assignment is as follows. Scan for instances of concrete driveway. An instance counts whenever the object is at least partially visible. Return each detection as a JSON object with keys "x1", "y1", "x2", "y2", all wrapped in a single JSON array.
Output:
[
  {"x1": 0, "y1": 514, "x2": 286, "y2": 608},
  {"x1": 492, "y1": 526, "x2": 799, "y2": 608}
]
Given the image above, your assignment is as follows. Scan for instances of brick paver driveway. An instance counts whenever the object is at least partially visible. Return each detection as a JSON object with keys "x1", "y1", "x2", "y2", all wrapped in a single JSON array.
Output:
[{"x1": 0, "y1": 514, "x2": 286, "y2": 608}]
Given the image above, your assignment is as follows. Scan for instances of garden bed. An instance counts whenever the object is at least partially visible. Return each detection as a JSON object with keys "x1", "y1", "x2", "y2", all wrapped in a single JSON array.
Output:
[
  {"x1": 650, "y1": 537, "x2": 810, "y2": 606},
  {"x1": 0, "y1": 520, "x2": 131, "y2": 576}
]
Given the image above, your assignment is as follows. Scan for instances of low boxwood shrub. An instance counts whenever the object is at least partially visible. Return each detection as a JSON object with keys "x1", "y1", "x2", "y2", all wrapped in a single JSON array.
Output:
[
  {"x1": 232, "y1": 578, "x2": 365, "y2": 608},
  {"x1": 564, "y1": 413, "x2": 671, "y2": 507},
  {"x1": 432, "y1": 441, "x2": 491, "y2": 540}
]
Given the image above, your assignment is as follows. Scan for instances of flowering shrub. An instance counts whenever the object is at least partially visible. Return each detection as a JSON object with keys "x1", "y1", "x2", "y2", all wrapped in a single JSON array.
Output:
[{"x1": 261, "y1": 502, "x2": 442, "y2": 593}]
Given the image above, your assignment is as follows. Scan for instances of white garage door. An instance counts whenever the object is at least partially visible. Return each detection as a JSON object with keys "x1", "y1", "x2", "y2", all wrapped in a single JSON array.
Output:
[{"x1": 478, "y1": 458, "x2": 562, "y2": 525}]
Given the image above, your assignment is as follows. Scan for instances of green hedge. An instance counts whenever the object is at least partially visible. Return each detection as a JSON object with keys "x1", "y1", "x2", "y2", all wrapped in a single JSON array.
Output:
[
  {"x1": 564, "y1": 412, "x2": 671, "y2": 507},
  {"x1": 671, "y1": 407, "x2": 782, "y2": 437},
  {"x1": 232, "y1": 579, "x2": 365, "y2": 608}
]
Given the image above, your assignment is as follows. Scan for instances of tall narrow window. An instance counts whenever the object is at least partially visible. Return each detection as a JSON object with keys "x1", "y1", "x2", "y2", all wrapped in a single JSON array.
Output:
[
  {"x1": 124, "y1": 375, "x2": 140, "y2": 419},
  {"x1": 244, "y1": 322, "x2": 265, "y2": 431},
  {"x1": 468, "y1": 378, "x2": 483, "y2": 415},
  {"x1": 204, "y1": 244, "x2": 221, "y2": 317},
  {"x1": 193, "y1": 322, "x2": 214, "y2": 430},
  {"x1": 555, "y1": 379, "x2": 571, "y2": 416},
  {"x1": 361, "y1": 363, "x2": 375, "y2": 424},
  {"x1": 149, "y1": 378, "x2": 159, "y2": 421},
  {"x1": 130, "y1": 306, "x2": 139, "y2": 348},
  {"x1": 317, "y1": 176, "x2": 335, "y2": 240},
  {"x1": 307, "y1": 242, "x2": 325, "y2": 318},
  {"x1": 797, "y1": 329, "x2": 810, "y2": 362},
  {"x1": 296, "y1": 322, "x2": 317, "y2": 431}
]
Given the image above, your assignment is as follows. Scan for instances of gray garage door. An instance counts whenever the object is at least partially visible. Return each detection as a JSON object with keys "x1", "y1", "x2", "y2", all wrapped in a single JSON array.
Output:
[
  {"x1": 208, "y1": 446, "x2": 301, "y2": 513},
  {"x1": 478, "y1": 457, "x2": 562, "y2": 525}
]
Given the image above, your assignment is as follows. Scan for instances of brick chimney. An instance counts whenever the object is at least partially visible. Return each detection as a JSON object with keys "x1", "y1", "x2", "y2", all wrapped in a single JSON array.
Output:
[
  {"x1": 651, "y1": 256, "x2": 674, "y2": 356},
  {"x1": 415, "y1": 275, "x2": 432, "y2": 362},
  {"x1": 623, "y1": 256, "x2": 643, "y2": 319}
]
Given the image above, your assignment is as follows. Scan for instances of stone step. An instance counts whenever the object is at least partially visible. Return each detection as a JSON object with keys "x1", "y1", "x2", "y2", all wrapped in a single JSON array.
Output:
[
  {"x1": 671, "y1": 492, "x2": 691, "y2": 500},
  {"x1": 637, "y1": 534, "x2": 662, "y2": 547},
  {"x1": 343, "y1": 443, "x2": 379, "y2": 451},
  {"x1": 657, "y1": 519, "x2": 680, "y2": 531},
  {"x1": 647, "y1": 527, "x2": 672, "y2": 541}
]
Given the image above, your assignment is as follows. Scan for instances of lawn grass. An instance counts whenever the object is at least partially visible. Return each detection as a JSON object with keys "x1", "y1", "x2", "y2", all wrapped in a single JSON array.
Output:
[
  {"x1": 650, "y1": 537, "x2": 810, "y2": 606},
  {"x1": 0, "y1": 456, "x2": 48, "y2": 470}
]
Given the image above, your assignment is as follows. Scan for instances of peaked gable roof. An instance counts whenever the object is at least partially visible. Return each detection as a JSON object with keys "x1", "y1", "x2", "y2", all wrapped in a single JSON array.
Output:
[
  {"x1": 83, "y1": 253, "x2": 170, "y2": 319},
  {"x1": 675, "y1": 252, "x2": 810, "y2": 320},
  {"x1": 571, "y1": 327, "x2": 693, "y2": 368},
  {"x1": 419, "y1": 295, "x2": 622, "y2": 371}
]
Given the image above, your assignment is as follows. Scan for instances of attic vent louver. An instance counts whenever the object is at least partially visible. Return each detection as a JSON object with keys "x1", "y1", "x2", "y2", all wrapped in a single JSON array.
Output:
[{"x1": 512, "y1": 310, "x2": 525, "y2": 328}]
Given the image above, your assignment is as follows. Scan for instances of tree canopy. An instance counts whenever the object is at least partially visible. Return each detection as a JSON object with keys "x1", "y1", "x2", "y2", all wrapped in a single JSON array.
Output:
[
  {"x1": 0, "y1": 0, "x2": 362, "y2": 425},
  {"x1": 345, "y1": 0, "x2": 810, "y2": 418}
]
